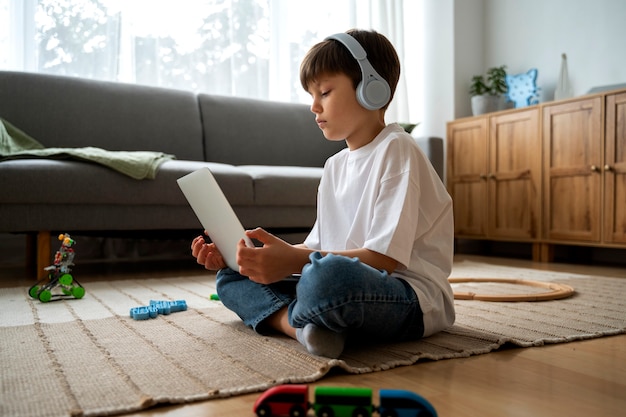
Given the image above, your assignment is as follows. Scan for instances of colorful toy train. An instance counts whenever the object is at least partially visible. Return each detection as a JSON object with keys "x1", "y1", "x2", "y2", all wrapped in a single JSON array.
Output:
[{"x1": 253, "y1": 384, "x2": 437, "y2": 417}]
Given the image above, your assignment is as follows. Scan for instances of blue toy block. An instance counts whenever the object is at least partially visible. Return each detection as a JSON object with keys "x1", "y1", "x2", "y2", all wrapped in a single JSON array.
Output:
[
  {"x1": 130, "y1": 300, "x2": 187, "y2": 320},
  {"x1": 129, "y1": 305, "x2": 158, "y2": 320},
  {"x1": 150, "y1": 300, "x2": 171, "y2": 315},
  {"x1": 169, "y1": 300, "x2": 187, "y2": 312}
]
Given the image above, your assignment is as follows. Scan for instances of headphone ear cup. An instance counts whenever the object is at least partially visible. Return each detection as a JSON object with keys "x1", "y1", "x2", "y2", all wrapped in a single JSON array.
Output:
[
  {"x1": 324, "y1": 33, "x2": 392, "y2": 110},
  {"x1": 357, "y1": 77, "x2": 391, "y2": 110}
]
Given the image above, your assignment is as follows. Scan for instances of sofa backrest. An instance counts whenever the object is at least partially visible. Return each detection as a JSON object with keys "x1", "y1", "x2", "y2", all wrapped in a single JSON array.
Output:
[
  {"x1": 198, "y1": 94, "x2": 346, "y2": 167},
  {"x1": 0, "y1": 71, "x2": 204, "y2": 160}
]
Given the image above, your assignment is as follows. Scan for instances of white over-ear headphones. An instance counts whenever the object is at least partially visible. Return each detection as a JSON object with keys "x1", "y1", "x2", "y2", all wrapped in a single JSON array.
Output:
[{"x1": 325, "y1": 32, "x2": 392, "y2": 110}]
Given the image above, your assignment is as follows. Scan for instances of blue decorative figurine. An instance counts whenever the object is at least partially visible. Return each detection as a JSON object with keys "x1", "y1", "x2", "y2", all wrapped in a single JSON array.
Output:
[{"x1": 506, "y1": 68, "x2": 540, "y2": 108}]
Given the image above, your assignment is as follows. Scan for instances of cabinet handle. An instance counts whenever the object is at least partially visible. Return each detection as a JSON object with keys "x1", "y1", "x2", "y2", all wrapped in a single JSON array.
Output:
[
  {"x1": 590, "y1": 165, "x2": 601, "y2": 172},
  {"x1": 488, "y1": 173, "x2": 496, "y2": 179},
  {"x1": 479, "y1": 174, "x2": 488, "y2": 180},
  {"x1": 604, "y1": 164, "x2": 613, "y2": 172}
]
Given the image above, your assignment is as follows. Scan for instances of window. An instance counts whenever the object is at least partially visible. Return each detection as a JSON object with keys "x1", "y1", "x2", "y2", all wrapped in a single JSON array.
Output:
[{"x1": 1, "y1": 0, "x2": 423, "y2": 123}]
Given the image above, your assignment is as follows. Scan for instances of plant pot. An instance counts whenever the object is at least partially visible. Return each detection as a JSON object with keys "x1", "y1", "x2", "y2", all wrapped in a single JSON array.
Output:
[{"x1": 471, "y1": 95, "x2": 506, "y2": 116}]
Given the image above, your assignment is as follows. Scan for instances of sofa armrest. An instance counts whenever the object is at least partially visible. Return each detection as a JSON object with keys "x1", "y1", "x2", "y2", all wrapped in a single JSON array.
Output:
[{"x1": 414, "y1": 136, "x2": 444, "y2": 182}]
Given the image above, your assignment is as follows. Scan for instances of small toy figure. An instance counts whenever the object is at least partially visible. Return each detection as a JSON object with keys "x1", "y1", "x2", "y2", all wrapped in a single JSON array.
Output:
[{"x1": 28, "y1": 233, "x2": 85, "y2": 302}]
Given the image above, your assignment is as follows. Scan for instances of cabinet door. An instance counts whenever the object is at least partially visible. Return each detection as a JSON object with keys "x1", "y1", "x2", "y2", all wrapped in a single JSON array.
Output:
[
  {"x1": 447, "y1": 117, "x2": 488, "y2": 237},
  {"x1": 605, "y1": 92, "x2": 626, "y2": 244},
  {"x1": 543, "y1": 97, "x2": 603, "y2": 242},
  {"x1": 489, "y1": 109, "x2": 540, "y2": 239}
]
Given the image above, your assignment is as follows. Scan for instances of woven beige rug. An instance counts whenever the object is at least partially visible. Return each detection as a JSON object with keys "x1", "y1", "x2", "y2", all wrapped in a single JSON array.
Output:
[{"x1": 1, "y1": 260, "x2": 625, "y2": 417}]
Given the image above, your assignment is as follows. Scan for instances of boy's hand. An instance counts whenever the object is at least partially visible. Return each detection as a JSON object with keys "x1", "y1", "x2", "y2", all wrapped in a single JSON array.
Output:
[
  {"x1": 236, "y1": 228, "x2": 304, "y2": 284},
  {"x1": 191, "y1": 234, "x2": 227, "y2": 271}
]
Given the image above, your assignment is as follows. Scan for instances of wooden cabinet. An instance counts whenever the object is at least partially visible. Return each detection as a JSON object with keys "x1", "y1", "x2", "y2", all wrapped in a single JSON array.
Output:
[
  {"x1": 489, "y1": 109, "x2": 541, "y2": 240},
  {"x1": 448, "y1": 88, "x2": 626, "y2": 261},
  {"x1": 543, "y1": 92, "x2": 626, "y2": 247},
  {"x1": 604, "y1": 92, "x2": 626, "y2": 244},
  {"x1": 447, "y1": 117, "x2": 488, "y2": 237},
  {"x1": 447, "y1": 108, "x2": 540, "y2": 241},
  {"x1": 542, "y1": 97, "x2": 603, "y2": 242}
]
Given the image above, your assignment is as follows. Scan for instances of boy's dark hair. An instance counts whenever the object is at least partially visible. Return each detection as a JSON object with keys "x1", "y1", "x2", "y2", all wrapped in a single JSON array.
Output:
[{"x1": 300, "y1": 29, "x2": 401, "y2": 110}]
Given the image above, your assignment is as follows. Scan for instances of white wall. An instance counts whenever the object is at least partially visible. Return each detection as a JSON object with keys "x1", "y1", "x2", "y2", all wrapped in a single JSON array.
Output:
[
  {"x1": 484, "y1": 0, "x2": 626, "y2": 105},
  {"x1": 419, "y1": 0, "x2": 626, "y2": 139}
]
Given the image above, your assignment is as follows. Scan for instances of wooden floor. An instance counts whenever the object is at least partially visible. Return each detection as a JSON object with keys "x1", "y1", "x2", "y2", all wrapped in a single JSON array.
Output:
[{"x1": 2, "y1": 253, "x2": 625, "y2": 417}]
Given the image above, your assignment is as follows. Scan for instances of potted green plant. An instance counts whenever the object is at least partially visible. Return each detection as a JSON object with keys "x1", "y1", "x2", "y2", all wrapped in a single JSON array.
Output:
[{"x1": 470, "y1": 65, "x2": 507, "y2": 115}]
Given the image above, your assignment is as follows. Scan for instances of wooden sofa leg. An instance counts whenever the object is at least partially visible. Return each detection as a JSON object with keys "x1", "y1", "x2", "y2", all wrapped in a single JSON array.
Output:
[{"x1": 26, "y1": 231, "x2": 51, "y2": 279}]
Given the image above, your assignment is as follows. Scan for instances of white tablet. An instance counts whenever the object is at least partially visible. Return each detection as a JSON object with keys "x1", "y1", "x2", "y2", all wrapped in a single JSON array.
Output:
[{"x1": 177, "y1": 168, "x2": 254, "y2": 270}]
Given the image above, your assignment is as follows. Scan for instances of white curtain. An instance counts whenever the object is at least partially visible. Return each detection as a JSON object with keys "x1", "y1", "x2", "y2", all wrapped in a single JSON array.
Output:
[
  {"x1": 351, "y1": 0, "x2": 411, "y2": 124},
  {"x1": 1, "y1": 0, "x2": 422, "y2": 125}
]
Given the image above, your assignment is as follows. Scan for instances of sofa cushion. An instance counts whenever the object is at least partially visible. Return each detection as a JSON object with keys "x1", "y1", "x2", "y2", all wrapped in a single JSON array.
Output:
[
  {"x1": 198, "y1": 94, "x2": 346, "y2": 167},
  {"x1": 0, "y1": 159, "x2": 253, "y2": 206},
  {"x1": 239, "y1": 165, "x2": 323, "y2": 206}
]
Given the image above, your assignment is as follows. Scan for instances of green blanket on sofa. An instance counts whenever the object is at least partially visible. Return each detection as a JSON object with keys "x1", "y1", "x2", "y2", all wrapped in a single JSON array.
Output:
[{"x1": 0, "y1": 118, "x2": 175, "y2": 180}]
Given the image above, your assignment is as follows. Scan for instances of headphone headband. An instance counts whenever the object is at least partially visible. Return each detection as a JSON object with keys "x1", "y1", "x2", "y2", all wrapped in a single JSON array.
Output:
[
  {"x1": 325, "y1": 33, "x2": 391, "y2": 110},
  {"x1": 327, "y1": 32, "x2": 368, "y2": 60}
]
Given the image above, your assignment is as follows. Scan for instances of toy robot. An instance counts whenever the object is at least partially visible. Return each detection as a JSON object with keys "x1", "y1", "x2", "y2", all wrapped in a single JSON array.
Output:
[{"x1": 29, "y1": 233, "x2": 85, "y2": 302}]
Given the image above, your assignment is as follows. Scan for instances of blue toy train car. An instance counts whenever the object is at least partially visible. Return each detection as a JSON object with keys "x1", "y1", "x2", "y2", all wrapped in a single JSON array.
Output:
[
  {"x1": 378, "y1": 389, "x2": 437, "y2": 417},
  {"x1": 253, "y1": 384, "x2": 437, "y2": 417}
]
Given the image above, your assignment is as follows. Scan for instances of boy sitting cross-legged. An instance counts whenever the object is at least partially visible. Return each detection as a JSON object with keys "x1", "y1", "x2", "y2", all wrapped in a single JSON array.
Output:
[{"x1": 191, "y1": 29, "x2": 455, "y2": 359}]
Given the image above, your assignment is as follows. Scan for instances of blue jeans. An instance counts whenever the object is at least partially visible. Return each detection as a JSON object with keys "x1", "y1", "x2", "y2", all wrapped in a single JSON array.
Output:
[{"x1": 216, "y1": 252, "x2": 424, "y2": 343}]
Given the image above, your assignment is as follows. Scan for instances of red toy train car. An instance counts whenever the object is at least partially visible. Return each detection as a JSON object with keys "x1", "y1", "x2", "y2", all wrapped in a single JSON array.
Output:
[
  {"x1": 253, "y1": 384, "x2": 437, "y2": 417},
  {"x1": 254, "y1": 385, "x2": 309, "y2": 417}
]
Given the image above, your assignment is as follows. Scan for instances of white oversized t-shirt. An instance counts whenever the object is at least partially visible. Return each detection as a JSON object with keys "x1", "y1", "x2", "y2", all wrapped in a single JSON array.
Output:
[{"x1": 304, "y1": 123, "x2": 455, "y2": 337}]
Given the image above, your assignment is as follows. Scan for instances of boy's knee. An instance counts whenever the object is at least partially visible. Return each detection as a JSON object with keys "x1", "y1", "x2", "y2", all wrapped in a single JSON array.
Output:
[
  {"x1": 215, "y1": 268, "x2": 247, "y2": 297},
  {"x1": 299, "y1": 252, "x2": 361, "y2": 298},
  {"x1": 305, "y1": 251, "x2": 363, "y2": 273}
]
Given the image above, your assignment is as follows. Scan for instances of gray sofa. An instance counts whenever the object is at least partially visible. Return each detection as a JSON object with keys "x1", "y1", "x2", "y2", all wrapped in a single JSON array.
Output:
[{"x1": 0, "y1": 71, "x2": 443, "y2": 276}]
